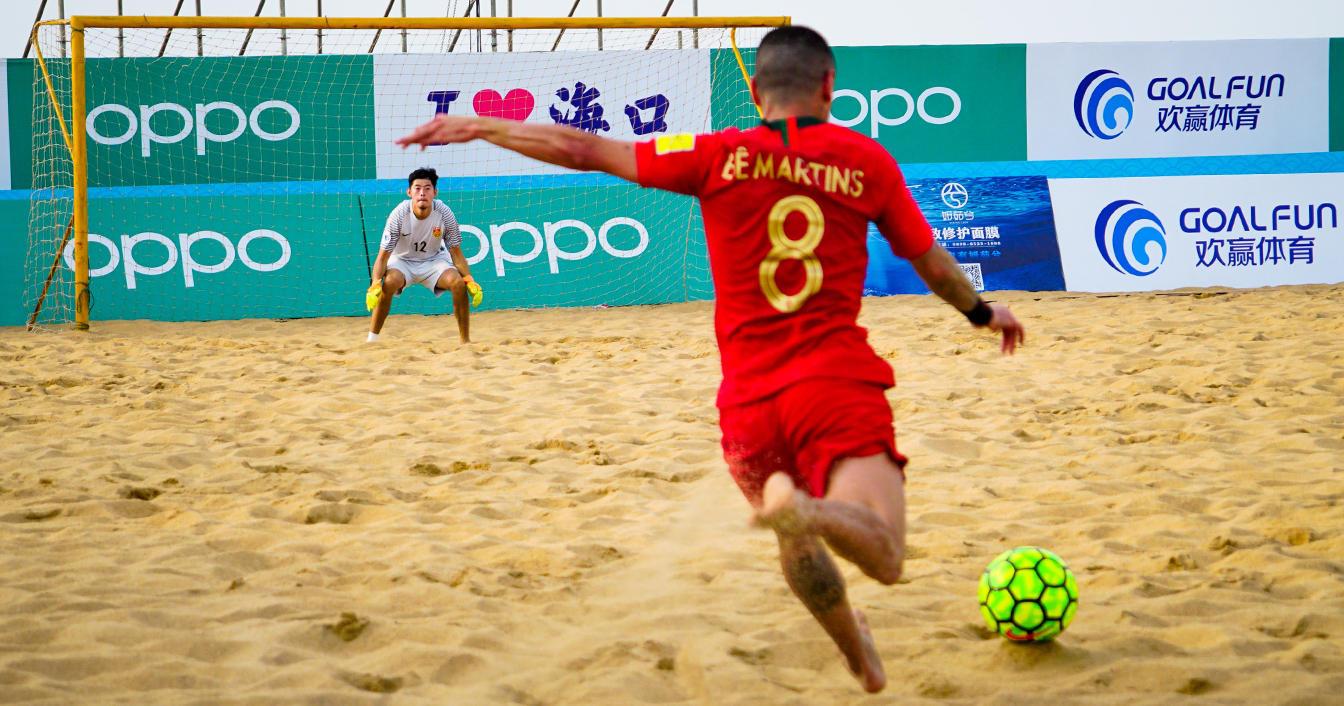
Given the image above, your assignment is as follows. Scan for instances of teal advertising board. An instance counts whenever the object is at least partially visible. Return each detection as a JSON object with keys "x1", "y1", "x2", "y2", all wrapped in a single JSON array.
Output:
[
  {"x1": 82, "y1": 55, "x2": 376, "y2": 187},
  {"x1": 60, "y1": 182, "x2": 704, "y2": 323},
  {"x1": 830, "y1": 44, "x2": 1028, "y2": 164},
  {"x1": 5, "y1": 56, "x2": 375, "y2": 190},
  {"x1": 0, "y1": 199, "x2": 29, "y2": 326},
  {"x1": 714, "y1": 45, "x2": 1029, "y2": 163},
  {"x1": 710, "y1": 47, "x2": 759, "y2": 132},
  {"x1": 6, "y1": 61, "x2": 32, "y2": 190}
]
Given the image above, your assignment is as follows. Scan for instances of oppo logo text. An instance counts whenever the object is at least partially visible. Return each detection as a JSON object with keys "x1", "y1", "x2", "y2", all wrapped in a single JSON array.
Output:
[
  {"x1": 462, "y1": 217, "x2": 651, "y2": 277},
  {"x1": 830, "y1": 87, "x2": 963, "y2": 138},
  {"x1": 86, "y1": 100, "x2": 301, "y2": 157},
  {"x1": 64, "y1": 229, "x2": 292, "y2": 289}
]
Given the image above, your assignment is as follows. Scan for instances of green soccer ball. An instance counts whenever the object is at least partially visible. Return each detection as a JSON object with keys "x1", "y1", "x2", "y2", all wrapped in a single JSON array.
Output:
[{"x1": 978, "y1": 546, "x2": 1078, "y2": 642}]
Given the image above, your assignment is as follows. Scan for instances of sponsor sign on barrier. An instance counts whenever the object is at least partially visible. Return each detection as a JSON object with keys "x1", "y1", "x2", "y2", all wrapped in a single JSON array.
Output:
[
  {"x1": 11, "y1": 37, "x2": 1344, "y2": 327},
  {"x1": 63, "y1": 228, "x2": 294, "y2": 290},
  {"x1": 58, "y1": 186, "x2": 701, "y2": 322},
  {"x1": 5, "y1": 60, "x2": 34, "y2": 191},
  {"x1": 1332, "y1": 38, "x2": 1344, "y2": 151},
  {"x1": 864, "y1": 176, "x2": 1064, "y2": 295},
  {"x1": 0, "y1": 68, "x2": 9, "y2": 191},
  {"x1": 10, "y1": 38, "x2": 1344, "y2": 189},
  {"x1": 1028, "y1": 39, "x2": 1330, "y2": 161},
  {"x1": 830, "y1": 45, "x2": 1027, "y2": 163},
  {"x1": 88, "y1": 100, "x2": 303, "y2": 158},
  {"x1": 79, "y1": 55, "x2": 376, "y2": 186},
  {"x1": 373, "y1": 52, "x2": 712, "y2": 179},
  {"x1": 1049, "y1": 172, "x2": 1344, "y2": 292}
]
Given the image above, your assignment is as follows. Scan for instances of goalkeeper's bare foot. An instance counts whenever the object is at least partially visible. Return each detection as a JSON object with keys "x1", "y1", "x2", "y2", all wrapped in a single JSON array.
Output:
[{"x1": 752, "y1": 472, "x2": 810, "y2": 535}]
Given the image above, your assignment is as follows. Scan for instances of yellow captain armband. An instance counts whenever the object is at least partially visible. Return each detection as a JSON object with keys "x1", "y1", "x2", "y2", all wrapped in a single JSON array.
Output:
[{"x1": 654, "y1": 134, "x2": 696, "y2": 155}]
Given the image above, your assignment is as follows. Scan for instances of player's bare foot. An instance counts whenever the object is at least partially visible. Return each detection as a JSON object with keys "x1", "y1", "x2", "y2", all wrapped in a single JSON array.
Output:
[
  {"x1": 752, "y1": 472, "x2": 810, "y2": 535},
  {"x1": 841, "y1": 609, "x2": 886, "y2": 693}
]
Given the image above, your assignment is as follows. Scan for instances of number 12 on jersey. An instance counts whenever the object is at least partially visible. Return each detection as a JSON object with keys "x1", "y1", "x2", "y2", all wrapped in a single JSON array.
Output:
[{"x1": 759, "y1": 195, "x2": 825, "y2": 313}]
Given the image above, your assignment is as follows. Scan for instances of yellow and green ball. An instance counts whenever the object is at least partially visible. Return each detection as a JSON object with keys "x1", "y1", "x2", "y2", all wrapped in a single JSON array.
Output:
[{"x1": 978, "y1": 546, "x2": 1078, "y2": 642}]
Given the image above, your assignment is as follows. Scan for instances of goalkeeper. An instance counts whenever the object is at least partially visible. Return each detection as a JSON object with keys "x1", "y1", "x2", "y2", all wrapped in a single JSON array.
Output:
[{"x1": 366, "y1": 167, "x2": 481, "y2": 344}]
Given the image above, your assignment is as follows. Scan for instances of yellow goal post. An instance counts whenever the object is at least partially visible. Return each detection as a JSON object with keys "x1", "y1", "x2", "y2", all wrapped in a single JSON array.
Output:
[{"x1": 28, "y1": 14, "x2": 788, "y2": 331}]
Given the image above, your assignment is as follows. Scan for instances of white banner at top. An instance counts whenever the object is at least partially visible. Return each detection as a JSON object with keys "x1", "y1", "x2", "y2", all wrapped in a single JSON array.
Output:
[
  {"x1": 1027, "y1": 39, "x2": 1329, "y2": 161},
  {"x1": 373, "y1": 51, "x2": 712, "y2": 180}
]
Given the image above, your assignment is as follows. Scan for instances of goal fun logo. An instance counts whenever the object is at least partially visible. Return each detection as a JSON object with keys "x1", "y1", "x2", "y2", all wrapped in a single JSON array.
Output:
[
  {"x1": 1094, "y1": 200, "x2": 1166, "y2": 276},
  {"x1": 1074, "y1": 70, "x2": 1134, "y2": 140}
]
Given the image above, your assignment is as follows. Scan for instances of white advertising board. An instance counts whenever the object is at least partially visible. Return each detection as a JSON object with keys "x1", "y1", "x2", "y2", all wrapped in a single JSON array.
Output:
[
  {"x1": 1050, "y1": 173, "x2": 1344, "y2": 292},
  {"x1": 1027, "y1": 39, "x2": 1329, "y2": 161},
  {"x1": 373, "y1": 51, "x2": 712, "y2": 180}
]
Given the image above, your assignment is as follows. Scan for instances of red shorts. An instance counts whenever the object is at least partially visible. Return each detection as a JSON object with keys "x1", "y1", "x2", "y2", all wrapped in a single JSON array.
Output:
[{"x1": 719, "y1": 377, "x2": 906, "y2": 505}]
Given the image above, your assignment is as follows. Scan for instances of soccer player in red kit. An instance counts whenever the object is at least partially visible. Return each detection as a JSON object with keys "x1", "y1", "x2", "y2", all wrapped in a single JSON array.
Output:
[{"x1": 397, "y1": 26, "x2": 1024, "y2": 693}]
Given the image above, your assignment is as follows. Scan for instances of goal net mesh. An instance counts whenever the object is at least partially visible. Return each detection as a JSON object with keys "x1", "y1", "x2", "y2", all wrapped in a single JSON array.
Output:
[{"x1": 26, "y1": 22, "x2": 767, "y2": 329}]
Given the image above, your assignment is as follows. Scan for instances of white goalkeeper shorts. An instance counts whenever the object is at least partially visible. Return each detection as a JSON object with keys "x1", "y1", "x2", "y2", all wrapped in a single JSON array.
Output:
[{"x1": 387, "y1": 254, "x2": 457, "y2": 297}]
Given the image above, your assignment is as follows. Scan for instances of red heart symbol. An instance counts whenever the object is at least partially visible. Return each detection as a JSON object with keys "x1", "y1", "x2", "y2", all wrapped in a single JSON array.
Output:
[{"x1": 473, "y1": 89, "x2": 535, "y2": 121}]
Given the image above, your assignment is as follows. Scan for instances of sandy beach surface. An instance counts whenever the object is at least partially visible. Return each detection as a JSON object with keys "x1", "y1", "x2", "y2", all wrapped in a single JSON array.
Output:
[{"x1": 1, "y1": 285, "x2": 1342, "y2": 705}]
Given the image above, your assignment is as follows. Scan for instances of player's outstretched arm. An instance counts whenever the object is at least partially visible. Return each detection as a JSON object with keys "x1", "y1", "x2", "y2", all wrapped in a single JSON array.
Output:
[
  {"x1": 909, "y1": 243, "x2": 1025, "y2": 354},
  {"x1": 396, "y1": 116, "x2": 637, "y2": 182}
]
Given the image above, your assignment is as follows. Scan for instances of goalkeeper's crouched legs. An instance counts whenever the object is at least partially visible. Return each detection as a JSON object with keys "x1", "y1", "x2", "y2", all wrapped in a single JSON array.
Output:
[
  {"x1": 439, "y1": 271, "x2": 471, "y2": 345},
  {"x1": 368, "y1": 270, "x2": 406, "y2": 338}
]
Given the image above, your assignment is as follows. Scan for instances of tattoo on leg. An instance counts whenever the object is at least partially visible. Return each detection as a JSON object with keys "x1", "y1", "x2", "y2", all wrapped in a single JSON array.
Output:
[{"x1": 783, "y1": 543, "x2": 846, "y2": 614}]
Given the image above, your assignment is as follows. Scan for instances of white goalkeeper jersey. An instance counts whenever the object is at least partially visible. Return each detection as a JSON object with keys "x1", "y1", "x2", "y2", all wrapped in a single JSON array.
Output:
[{"x1": 380, "y1": 200, "x2": 462, "y2": 262}]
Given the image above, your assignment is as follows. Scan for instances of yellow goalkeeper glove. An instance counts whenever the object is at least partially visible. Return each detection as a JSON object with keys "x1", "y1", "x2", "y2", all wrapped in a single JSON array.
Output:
[
  {"x1": 365, "y1": 281, "x2": 382, "y2": 311},
  {"x1": 466, "y1": 280, "x2": 483, "y2": 308}
]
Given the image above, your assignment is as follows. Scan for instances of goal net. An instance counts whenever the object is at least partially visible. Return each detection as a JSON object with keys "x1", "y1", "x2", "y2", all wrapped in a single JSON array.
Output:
[{"x1": 25, "y1": 18, "x2": 775, "y2": 330}]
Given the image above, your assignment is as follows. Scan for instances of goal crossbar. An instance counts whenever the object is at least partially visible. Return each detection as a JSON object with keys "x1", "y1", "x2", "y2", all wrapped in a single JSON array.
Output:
[
  {"x1": 67, "y1": 16, "x2": 790, "y2": 31},
  {"x1": 31, "y1": 15, "x2": 787, "y2": 331}
]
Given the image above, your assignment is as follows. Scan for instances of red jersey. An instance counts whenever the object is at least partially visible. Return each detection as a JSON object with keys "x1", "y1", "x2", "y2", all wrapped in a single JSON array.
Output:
[{"x1": 635, "y1": 117, "x2": 934, "y2": 408}]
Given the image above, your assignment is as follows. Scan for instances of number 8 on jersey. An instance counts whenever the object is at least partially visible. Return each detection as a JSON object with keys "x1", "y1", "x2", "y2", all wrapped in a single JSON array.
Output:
[{"x1": 760, "y1": 195, "x2": 825, "y2": 313}]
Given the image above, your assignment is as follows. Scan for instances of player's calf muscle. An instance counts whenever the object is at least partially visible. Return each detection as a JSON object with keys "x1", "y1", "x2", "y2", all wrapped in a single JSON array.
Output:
[
  {"x1": 782, "y1": 541, "x2": 847, "y2": 614},
  {"x1": 811, "y1": 502, "x2": 904, "y2": 585},
  {"x1": 866, "y1": 549, "x2": 903, "y2": 586},
  {"x1": 823, "y1": 534, "x2": 902, "y2": 585}
]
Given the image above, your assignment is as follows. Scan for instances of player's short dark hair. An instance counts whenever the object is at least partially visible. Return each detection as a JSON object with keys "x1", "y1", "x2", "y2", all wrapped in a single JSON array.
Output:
[
  {"x1": 754, "y1": 26, "x2": 836, "y2": 105},
  {"x1": 408, "y1": 167, "x2": 438, "y2": 188}
]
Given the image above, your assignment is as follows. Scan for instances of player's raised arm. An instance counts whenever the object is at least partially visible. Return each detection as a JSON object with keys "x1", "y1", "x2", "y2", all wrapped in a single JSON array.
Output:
[
  {"x1": 396, "y1": 117, "x2": 638, "y2": 183},
  {"x1": 874, "y1": 157, "x2": 1025, "y2": 354},
  {"x1": 909, "y1": 243, "x2": 1026, "y2": 354}
]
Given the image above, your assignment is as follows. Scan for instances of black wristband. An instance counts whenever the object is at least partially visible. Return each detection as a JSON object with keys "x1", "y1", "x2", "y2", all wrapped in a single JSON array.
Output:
[{"x1": 963, "y1": 298, "x2": 993, "y2": 326}]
